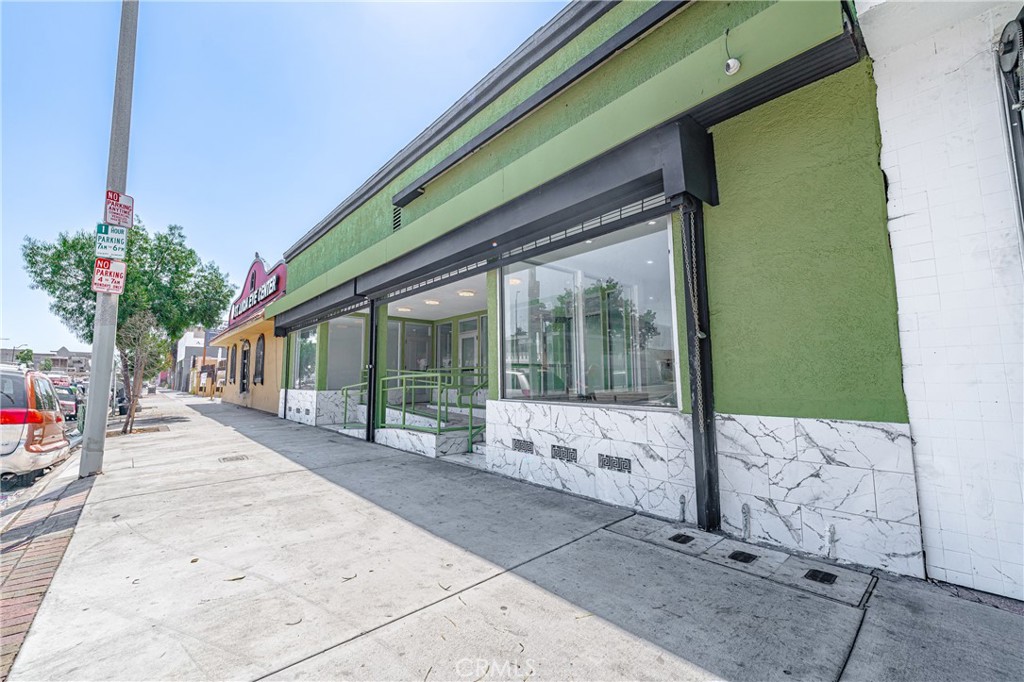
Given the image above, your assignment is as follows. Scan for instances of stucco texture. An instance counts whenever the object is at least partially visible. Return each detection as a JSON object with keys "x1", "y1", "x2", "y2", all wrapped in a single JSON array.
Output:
[
  {"x1": 704, "y1": 60, "x2": 908, "y2": 423},
  {"x1": 218, "y1": 318, "x2": 285, "y2": 415}
]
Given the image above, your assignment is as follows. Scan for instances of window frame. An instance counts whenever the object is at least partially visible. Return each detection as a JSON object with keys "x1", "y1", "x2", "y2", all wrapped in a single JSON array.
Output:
[
  {"x1": 240, "y1": 339, "x2": 251, "y2": 393},
  {"x1": 229, "y1": 345, "x2": 237, "y2": 384},
  {"x1": 254, "y1": 334, "x2": 265, "y2": 386},
  {"x1": 498, "y1": 214, "x2": 681, "y2": 409}
]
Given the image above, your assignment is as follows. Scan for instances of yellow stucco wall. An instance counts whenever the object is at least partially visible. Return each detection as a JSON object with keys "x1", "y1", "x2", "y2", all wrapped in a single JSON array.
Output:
[{"x1": 217, "y1": 317, "x2": 283, "y2": 414}]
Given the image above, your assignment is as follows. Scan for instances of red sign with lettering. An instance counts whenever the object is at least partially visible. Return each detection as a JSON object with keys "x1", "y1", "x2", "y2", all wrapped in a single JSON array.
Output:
[
  {"x1": 91, "y1": 257, "x2": 126, "y2": 294},
  {"x1": 227, "y1": 255, "x2": 287, "y2": 329}
]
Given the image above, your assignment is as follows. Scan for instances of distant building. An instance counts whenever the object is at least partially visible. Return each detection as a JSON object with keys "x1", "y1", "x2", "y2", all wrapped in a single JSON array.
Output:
[{"x1": 0, "y1": 346, "x2": 91, "y2": 379}]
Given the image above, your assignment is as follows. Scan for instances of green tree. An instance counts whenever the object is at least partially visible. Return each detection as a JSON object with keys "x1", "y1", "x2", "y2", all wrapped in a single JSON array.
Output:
[
  {"x1": 116, "y1": 311, "x2": 170, "y2": 433},
  {"x1": 15, "y1": 348, "x2": 33, "y2": 365},
  {"x1": 40, "y1": 358, "x2": 53, "y2": 372},
  {"x1": 22, "y1": 220, "x2": 233, "y2": 415}
]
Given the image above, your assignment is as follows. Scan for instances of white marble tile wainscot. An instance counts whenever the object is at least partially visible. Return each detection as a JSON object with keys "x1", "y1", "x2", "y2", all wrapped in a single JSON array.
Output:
[
  {"x1": 484, "y1": 400, "x2": 698, "y2": 523},
  {"x1": 282, "y1": 389, "x2": 317, "y2": 426},
  {"x1": 715, "y1": 413, "x2": 926, "y2": 577}
]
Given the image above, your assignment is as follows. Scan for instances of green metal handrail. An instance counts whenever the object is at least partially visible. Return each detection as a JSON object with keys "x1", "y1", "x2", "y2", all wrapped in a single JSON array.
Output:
[
  {"x1": 341, "y1": 381, "x2": 368, "y2": 428},
  {"x1": 378, "y1": 370, "x2": 488, "y2": 452}
]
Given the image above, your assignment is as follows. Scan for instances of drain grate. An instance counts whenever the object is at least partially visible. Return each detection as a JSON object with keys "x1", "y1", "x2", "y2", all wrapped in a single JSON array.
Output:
[
  {"x1": 219, "y1": 455, "x2": 248, "y2": 463},
  {"x1": 804, "y1": 569, "x2": 838, "y2": 585},
  {"x1": 668, "y1": 533, "x2": 695, "y2": 545},
  {"x1": 728, "y1": 550, "x2": 759, "y2": 564}
]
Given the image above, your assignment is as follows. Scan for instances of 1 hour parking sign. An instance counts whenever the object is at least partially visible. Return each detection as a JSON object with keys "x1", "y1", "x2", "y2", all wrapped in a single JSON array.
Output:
[
  {"x1": 95, "y1": 223, "x2": 127, "y2": 259},
  {"x1": 91, "y1": 257, "x2": 127, "y2": 294}
]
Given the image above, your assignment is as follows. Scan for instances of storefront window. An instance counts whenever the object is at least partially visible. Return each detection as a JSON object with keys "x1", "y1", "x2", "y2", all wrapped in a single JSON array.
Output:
[
  {"x1": 291, "y1": 326, "x2": 317, "y2": 389},
  {"x1": 327, "y1": 315, "x2": 365, "y2": 389},
  {"x1": 436, "y1": 322, "x2": 452, "y2": 368},
  {"x1": 253, "y1": 335, "x2": 265, "y2": 385},
  {"x1": 240, "y1": 340, "x2": 251, "y2": 393},
  {"x1": 501, "y1": 216, "x2": 677, "y2": 407},
  {"x1": 229, "y1": 345, "x2": 237, "y2": 384}
]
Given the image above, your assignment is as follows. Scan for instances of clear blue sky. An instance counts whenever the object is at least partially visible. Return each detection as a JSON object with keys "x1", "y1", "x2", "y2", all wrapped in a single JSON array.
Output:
[{"x1": 2, "y1": 0, "x2": 564, "y2": 353}]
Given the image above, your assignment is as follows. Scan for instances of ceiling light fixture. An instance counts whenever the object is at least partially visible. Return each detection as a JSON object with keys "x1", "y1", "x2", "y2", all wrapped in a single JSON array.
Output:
[
  {"x1": 585, "y1": 240, "x2": 593, "y2": 244},
  {"x1": 396, "y1": 306, "x2": 412, "y2": 313},
  {"x1": 424, "y1": 299, "x2": 440, "y2": 305},
  {"x1": 457, "y1": 290, "x2": 475, "y2": 297},
  {"x1": 648, "y1": 221, "x2": 657, "y2": 225},
  {"x1": 508, "y1": 277, "x2": 522, "y2": 286},
  {"x1": 646, "y1": 260, "x2": 654, "y2": 265}
]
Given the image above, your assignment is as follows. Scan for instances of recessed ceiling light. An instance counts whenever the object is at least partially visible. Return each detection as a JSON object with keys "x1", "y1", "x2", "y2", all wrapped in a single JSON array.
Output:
[
  {"x1": 646, "y1": 260, "x2": 654, "y2": 265},
  {"x1": 508, "y1": 277, "x2": 522, "y2": 286},
  {"x1": 585, "y1": 240, "x2": 593, "y2": 244},
  {"x1": 396, "y1": 306, "x2": 412, "y2": 313},
  {"x1": 457, "y1": 289, "x2": 475, "y2": 297},
  {"x1": 424, "y1": 299, "x2": 440, "y2": 305},
  {"x1": 648, "y1": 221, "x2": 657, "y2": 225}
]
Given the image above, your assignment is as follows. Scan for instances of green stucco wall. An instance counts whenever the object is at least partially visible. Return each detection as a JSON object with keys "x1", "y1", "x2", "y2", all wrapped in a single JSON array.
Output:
[
  {"x1": 703, "y1": 60, "x2": 907, "y2": 423},
  {"x1": 278, "y1": 0, "x2": 812, "y2": 305}
]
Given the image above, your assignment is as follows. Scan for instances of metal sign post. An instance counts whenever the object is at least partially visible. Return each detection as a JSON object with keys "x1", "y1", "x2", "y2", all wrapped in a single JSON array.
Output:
[{"x1": 81, "y1": 0, "x2": 138, "y2": 478}]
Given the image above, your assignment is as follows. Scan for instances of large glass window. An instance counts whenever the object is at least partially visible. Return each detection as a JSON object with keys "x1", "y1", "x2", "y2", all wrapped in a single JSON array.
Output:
[
  {"x1": 327, "y1": 315, "x2": 365, "y2": 389},
  {"x1": 291, "y1": 326, "x2": 317, "y2": 389},
  {"x1": 436, "y1": 322, "x2": 453, "y2": 368},
  {"x1": 502, "y1": 216, "x2": 677, "y2": 407},
  {"x1": 404, "y1": 323, "x2": 431, "y2": 371},
  {"x1": 240, "y1": 340, "x2": 251, "y2": 393}
]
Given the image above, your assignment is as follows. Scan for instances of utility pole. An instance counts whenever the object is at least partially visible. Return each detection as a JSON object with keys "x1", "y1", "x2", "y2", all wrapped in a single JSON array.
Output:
[{"x1": 81, "y1": 0, "x2": 138, "y2": 478}]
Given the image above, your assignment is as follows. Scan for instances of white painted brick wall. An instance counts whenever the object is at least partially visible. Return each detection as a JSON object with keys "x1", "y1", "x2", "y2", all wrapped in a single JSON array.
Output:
[{"x1": 859, "y1": 1, "x2": 1024, "y2": 599}]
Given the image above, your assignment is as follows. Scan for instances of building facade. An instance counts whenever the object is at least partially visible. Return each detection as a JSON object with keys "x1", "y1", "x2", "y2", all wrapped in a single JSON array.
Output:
[
  {"x1": 212, "y1": 255, "x2": 288, "y2": 414},
  {"x1": 856, "y1": 1, "x2": 1023, "y2": 598},
  {"x1": 264, "y1": 1, "x2": 1022, "y2": 597}
]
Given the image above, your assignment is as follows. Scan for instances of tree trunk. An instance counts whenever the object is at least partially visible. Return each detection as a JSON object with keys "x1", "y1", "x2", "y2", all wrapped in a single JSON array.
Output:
[{"x1": 123, "y1": 347, "x2": 146, "y2": 434}]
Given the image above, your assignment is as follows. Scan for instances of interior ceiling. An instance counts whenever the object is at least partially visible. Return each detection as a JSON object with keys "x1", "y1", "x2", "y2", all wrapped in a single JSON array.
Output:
[{"x1": 387, "y1": 272, "x2": 488, "y2": 321}]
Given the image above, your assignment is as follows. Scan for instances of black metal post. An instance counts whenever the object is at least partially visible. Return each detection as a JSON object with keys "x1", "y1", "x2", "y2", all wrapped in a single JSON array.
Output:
[
  {"x1": 364, "y1": 301, "x2": 379, "y2": 443},
  {"x1": 678, "y1": 195, "x2": 720, "y2": 531}
]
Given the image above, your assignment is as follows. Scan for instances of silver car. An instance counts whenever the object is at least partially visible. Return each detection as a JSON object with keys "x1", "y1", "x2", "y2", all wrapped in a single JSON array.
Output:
[{"x1": 1, "y1": 366, "x2": 71, "y2": 485}]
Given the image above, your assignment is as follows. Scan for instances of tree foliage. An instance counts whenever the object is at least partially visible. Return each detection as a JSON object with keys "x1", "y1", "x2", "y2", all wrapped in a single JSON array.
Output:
[
  {"x1": 40, "y1": 358, "x2": 53, "y2": 372},
  {"x1": 15, "y1": 348, "x2": 34, "y2": 365},
  {"x1": 23, "y1": 220, "x2": 234, "y2": 422},
  {"x1": 22, "y1": 221, "x2": 233, "y2": 344}
]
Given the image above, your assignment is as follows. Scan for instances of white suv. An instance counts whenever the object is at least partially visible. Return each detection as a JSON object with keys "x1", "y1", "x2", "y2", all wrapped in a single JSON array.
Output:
[{"x1": 1, "y1": 365, "x2": 71, "y2": 485}]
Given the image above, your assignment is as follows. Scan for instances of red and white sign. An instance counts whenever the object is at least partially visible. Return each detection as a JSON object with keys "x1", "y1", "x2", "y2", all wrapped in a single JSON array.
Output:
[
  {"x1": 104, "y1": 190, "x2": 134, "y2": 228},
  {"x1": 91, "y1": 257, "x2": 127, "y2": 294},
  {"x1": 226, "y1": 255, "x2": 288, "y2": 328}
]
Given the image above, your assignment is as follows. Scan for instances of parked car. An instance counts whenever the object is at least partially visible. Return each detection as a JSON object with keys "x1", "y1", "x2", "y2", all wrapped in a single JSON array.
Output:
[
  {"x1": 1, "y1": 365, "x2": 71, "y2": 485},
  {"x1": 53, "y1": 385, "x2": 80, "y2": 423}
]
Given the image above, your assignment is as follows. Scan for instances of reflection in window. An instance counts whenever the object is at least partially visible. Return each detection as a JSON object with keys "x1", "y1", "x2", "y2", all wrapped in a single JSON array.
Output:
[
  {"x1": 291, "y1": 326, "x2": 317, "y2": 389},
  {"x1": 327, "y1": 315, "x2": 365, "y2": 389},
  {"x1": 502, "y1": 216, "x2": 677, "y2": 407},
  {"x1": 240, "y1": 340, "x2": 251, "y2": 393},
  {"x1": 436, "y1": 322, "x2": 453, "y2": 368},
  {"x1": 254, "y1": 335, "x2": 265, "y2": 385}
]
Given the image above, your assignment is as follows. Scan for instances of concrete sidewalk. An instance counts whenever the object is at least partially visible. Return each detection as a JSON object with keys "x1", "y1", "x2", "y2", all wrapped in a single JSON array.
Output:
[{"x1": 7, "y1": 393, "x2": 1022, "y2": 681}]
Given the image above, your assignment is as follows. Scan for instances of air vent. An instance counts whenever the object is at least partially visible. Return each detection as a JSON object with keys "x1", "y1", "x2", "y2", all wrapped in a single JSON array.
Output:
[
  {"x1": 727, "y1": 550, "x2": 758, "y2": 564},
  {"x1": 804, "y1": 569, "x2": 838, "y2": 585},
  {"x1": 511, "y1": 438, "x2": 534, "y2": 454},
  {"x1": 550, "y1": 445, "x2": 578, "y2": 463},
  {"x1": 668, "y1": 533, "x2": 694, "y2": 545},
  {"x1": 393, "y1": 205, "x2": 403, "y2": 231}
]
